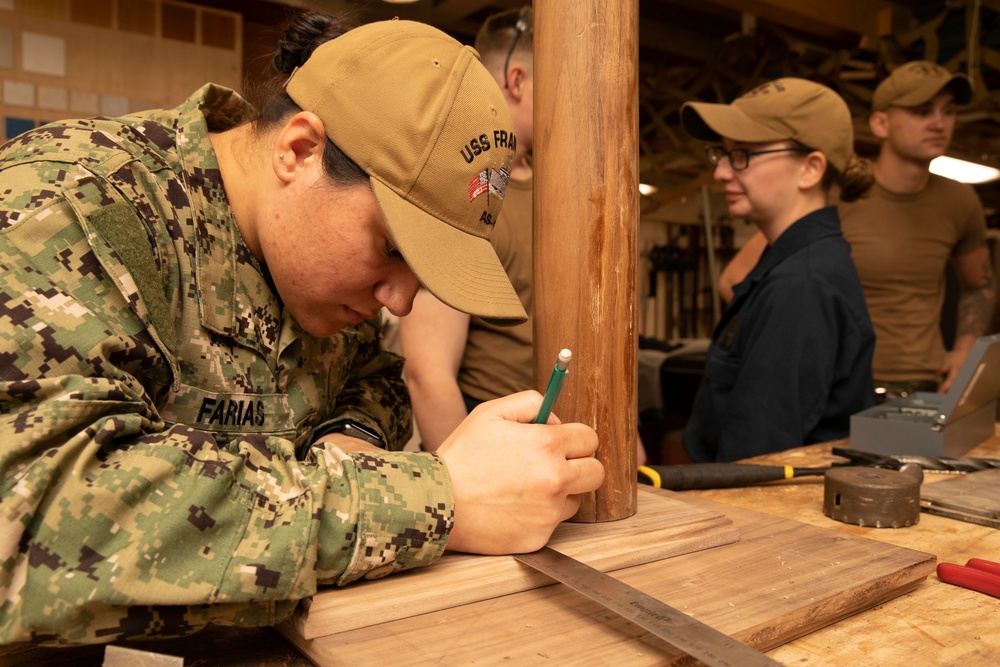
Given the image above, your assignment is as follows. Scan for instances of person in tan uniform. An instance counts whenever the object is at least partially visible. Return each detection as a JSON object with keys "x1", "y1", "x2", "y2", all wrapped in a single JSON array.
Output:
[
  {"x1": 400, "y1": 7, "x2": 536, "y2": 452},
  {"x1": 399, "y1": 7, "x2": 646, "y2": 462},
  {"x1": 718, "y1": 62, "x2": 995, "y2": 396}
]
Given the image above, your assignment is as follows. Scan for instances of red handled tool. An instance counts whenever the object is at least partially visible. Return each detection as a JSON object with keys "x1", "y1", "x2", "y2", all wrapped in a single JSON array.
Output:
[{"x1": 936, "y1": 558, "x2": 1000, "y2": 598}]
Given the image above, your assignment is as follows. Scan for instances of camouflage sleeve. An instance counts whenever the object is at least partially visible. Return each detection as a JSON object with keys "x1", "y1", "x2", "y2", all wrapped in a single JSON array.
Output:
[
  {"x1": 0, "y1": 385, "x2": 454, "y2": 644},
  {"x1": 317, "y1": 316, "x2": 415, "y2": 451},
  {"x1": 0, "y1": 169, "x2": 452, "y2": 645}
]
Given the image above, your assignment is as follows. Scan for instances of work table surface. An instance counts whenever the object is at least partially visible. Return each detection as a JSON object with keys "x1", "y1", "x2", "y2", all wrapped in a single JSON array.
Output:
[
  {"x1": 2, "y1": 436, "x2": 997, "y2": 666},
  {"x1": 685, "y1": 435, "x2": 1000, "y2": 666}
]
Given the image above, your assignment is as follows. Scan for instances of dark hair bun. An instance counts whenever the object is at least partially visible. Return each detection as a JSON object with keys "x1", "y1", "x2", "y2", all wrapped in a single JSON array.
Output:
[
  {"x1": 273, "y1": 11, "x2": 349, "y2": 76},
  {"x1": 839, "y1": 154, "x2": 875, "y2": 203}
]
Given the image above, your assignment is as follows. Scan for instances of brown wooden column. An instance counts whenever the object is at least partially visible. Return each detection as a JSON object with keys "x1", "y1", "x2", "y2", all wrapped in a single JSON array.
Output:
[{"x1": 533, "y1": 0, "x2": 639, "y2": 522}]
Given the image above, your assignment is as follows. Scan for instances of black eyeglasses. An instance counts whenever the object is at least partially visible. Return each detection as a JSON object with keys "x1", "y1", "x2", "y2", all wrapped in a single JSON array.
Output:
[
  {"x1": 705, "y1": 145, "x2": 811, "y2": 171},
  {"x1": 502, "y1": 8, "x2": 532, "y2": 89}
]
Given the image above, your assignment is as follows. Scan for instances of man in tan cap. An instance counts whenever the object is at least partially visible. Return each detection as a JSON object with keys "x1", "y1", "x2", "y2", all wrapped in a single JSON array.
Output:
[
  {"x1": 396, "y1": 7, "x2": 649, "y2": 463},
  {"x1": 399, "y1": 7, "x2": 538, "y2": 452},
  {"x1": 718, "y1": 62, "x2": 994, "y2": 397},
  {"x1": 849, "y1": 61, "x2": 994, "y2": 396},
  {"x1": 679, "y1": 78, "x2": 876, "y2": 462}
]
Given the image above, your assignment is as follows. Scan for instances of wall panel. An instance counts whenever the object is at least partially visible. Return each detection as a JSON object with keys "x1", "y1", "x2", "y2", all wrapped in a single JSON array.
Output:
[{"x1": 1, "y1": 0, "x2": 240, "y2": 139}]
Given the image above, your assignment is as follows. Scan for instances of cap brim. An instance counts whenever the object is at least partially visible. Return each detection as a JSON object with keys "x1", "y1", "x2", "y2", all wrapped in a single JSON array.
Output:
[
  {"x1": 681, "y1": 102, "x2": 787, "y2": 144},
  {"x1": 877, "y1": 74, "x2": 974, "y2": 110},
  {"x1": 371, "y1": 178, "x2": 527, "y2": 326}
]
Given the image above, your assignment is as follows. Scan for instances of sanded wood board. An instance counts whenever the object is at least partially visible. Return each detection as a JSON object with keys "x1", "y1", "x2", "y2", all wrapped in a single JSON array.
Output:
[
  {"x1": 288, "y1": 489, "x2": 738, "y2": 639},
  {"x1": 278, "y1": 487, "x2": 936, "y2": 665}
]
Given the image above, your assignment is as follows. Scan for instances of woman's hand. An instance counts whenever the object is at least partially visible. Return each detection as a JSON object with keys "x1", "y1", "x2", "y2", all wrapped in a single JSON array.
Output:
[{"x1": 438, "y1": 391, "x2": 604, "y2": 555}]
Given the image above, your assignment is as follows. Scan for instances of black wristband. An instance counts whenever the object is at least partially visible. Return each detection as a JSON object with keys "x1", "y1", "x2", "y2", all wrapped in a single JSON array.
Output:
[{"x1": 314, "y1": 419, "x2": 385, "y2": 447}]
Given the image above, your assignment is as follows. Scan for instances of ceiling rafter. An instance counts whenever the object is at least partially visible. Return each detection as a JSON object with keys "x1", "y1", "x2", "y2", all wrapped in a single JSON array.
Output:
[{"x1": 203, "y1": 0, "x2": 1000, "y2": 216}]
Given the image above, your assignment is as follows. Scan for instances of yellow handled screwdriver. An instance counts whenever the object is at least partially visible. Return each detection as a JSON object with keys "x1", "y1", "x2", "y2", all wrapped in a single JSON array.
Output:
[{"x1": 638, "y1": 463, "x2": 830, "y2": 490}]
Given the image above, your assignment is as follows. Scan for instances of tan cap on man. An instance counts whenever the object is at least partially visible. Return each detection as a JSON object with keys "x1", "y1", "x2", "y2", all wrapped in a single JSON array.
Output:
[
  {"x1": 286, "y1": 20, "x2": 526, "y2": 325},
  {"x1": 871, "y1": 61, "x2": 972, "y2": 111},
  {"x1": 680, "y1": 78, "x2": 854, "y2": 172}
]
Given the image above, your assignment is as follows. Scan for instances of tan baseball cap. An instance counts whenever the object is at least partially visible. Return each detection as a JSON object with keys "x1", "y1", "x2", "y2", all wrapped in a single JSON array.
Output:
[
  {"x1": 286, "y1": 20, "x2": 525, "y2": 325},
  {"x1": 871, "y1": 60, "x2": 972, "y2": 111},
  {"x1": 680, "y1": 78, "x2": 853, "y2": 172}
]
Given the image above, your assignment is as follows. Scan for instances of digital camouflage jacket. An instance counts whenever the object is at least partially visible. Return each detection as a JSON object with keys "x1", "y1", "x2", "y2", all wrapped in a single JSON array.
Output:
[{"x1": 0, "y1": 84, "x2": 453, "y2": 644}]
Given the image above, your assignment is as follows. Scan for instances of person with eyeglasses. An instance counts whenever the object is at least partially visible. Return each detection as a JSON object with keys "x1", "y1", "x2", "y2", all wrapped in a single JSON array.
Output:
[
  {"x1": 717, "y1": 63, "x2": 993, "y2": 399},
  {"x1": 678, "y1": 78, "x2": 878, "y2": 462}
]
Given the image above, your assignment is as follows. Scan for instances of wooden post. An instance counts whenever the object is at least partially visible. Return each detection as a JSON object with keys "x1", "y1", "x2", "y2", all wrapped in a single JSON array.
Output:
[{"x1": 533, "y1": 0, "x2": 639, "y2": 522}]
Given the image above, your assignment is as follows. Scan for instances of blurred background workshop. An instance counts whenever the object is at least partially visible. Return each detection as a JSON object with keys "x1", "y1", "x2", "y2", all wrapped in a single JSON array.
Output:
[{"x1": 2, "y1": 1, "x2": 1000, "y2": 665}]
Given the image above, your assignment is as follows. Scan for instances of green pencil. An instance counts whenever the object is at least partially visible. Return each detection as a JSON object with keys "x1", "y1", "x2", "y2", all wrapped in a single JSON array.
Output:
[{"x1": 535, "y1": 348, "x2": 572, "y2": 424}]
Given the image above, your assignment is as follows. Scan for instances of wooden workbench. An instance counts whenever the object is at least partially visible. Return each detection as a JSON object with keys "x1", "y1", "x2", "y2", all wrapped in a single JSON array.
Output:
[
  {"x1": 686, "y1": 434, "x2": 1000, "y2": 666},
  {"x1": 1, "y1": 435, "x2": 997, "y2": 666}
]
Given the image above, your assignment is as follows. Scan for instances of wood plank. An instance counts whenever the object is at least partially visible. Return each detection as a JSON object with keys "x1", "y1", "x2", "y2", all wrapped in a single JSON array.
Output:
[
  {"x1": 278, "y1": 487, "x2": 935, "y2": 666},
  {"x1": 709, "y1": 0, "x2": 880, "y2": 38},
  {"x1": 689, "y1": 438, "x2": 1000, "y2": 666},
  {"x1": 289, "y1": 489, "x2": 737, "y2": 639}
]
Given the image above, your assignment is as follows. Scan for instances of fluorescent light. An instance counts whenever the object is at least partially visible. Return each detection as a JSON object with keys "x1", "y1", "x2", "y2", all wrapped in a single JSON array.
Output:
[
  {"x1": 929, "y1": 156, "x2": 1000, "y2": 184},
  {"x1": 639, "y1": 183, "x2": 658, "y2": 196}
]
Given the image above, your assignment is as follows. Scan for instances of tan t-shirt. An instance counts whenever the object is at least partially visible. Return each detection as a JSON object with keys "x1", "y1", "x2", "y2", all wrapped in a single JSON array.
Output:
[
  {"x1": 839, "y1": 174, "x2": 986, "y2": 382},
  {"x1": 458, "y1": 176, "x2": 534, "y2": 400}
]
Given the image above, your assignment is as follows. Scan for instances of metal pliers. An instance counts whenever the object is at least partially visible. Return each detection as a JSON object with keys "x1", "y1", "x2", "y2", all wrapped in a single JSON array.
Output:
[{"x1": 937, "y1": 558, "x2": 1000, "y2": 598}]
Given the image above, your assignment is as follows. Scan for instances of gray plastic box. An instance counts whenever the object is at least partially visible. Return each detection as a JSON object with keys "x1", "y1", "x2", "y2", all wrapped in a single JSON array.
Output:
[{"x1": 849, "y1": 333, "x2": 1000, "y2": 458}]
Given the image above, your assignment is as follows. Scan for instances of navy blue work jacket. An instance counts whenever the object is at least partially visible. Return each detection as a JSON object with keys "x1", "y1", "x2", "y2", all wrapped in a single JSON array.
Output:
[{"x1": 684, "y1": 206, "x2": 876, "y2": 463}]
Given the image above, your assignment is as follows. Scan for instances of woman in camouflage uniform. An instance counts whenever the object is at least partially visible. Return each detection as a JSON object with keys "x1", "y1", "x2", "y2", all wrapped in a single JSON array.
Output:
[{"x1": 0, "y1": 13, "x2": 603, "y2": 644}]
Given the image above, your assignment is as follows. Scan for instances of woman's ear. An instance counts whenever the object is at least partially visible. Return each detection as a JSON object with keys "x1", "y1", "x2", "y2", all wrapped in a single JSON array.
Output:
[
  {"x1": 272, "y1": 112, "x2": 327, "y2": 183},
  {"x1": 798, "y1": 151, "x2": 827, "y2": 191}
]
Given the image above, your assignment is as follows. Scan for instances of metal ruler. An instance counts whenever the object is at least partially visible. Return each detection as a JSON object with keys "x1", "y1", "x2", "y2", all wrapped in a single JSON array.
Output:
[{"x1": 514, "y1": 546, "x2": 782, "y2": 667}]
